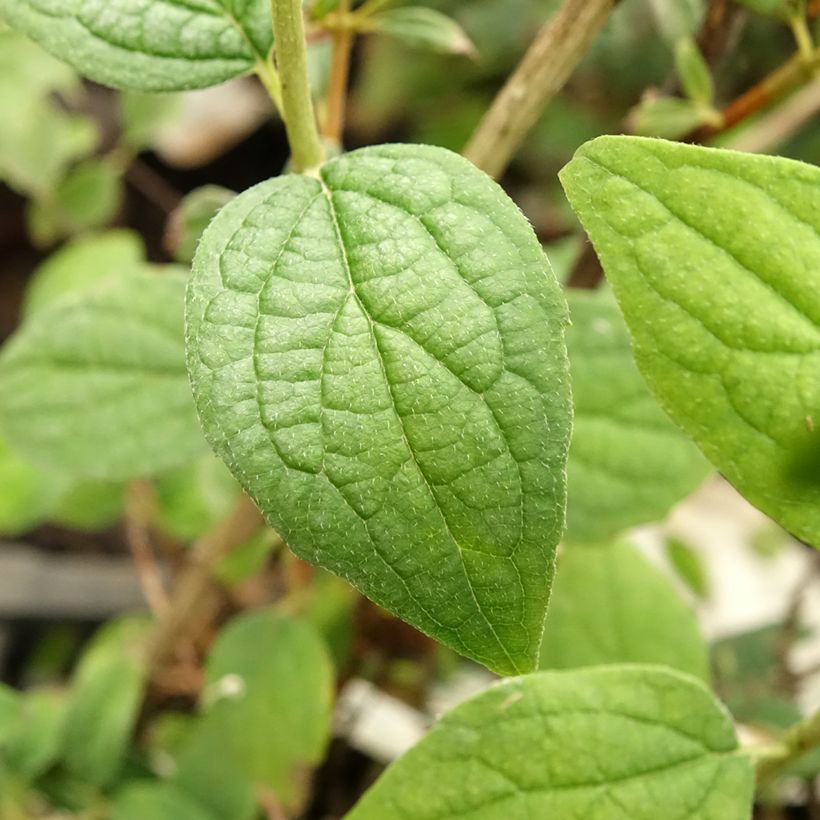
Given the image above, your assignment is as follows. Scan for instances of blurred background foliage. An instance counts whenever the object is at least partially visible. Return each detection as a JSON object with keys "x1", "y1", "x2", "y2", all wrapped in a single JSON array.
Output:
[{"x1": 0, "y1": 0, "x2": 820, "y2": 817}]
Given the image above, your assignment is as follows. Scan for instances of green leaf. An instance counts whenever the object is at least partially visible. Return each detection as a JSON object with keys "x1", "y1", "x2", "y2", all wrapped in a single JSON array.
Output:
[
  {"x1": 61, "y1": 617, "x2": 150, "y2": 787},
  {"x1": 112, "y1": 782, "x2": 217, "y2": 820},
  {"x1": 52, "y1": 478, "x2": 126, "y2": 530},
  {"x1": 665, "y1": 536, "x2": 709, "y2": 599},
  {"x1": 560, "y1": 136, "x2": 820, "y2": 548},
  {"x1": 0, "y1": 270, "x2": 206, "y2": 480},
  {"x1": 186, "y1": 143, "x2": 572, "y2": 675},
  {"x1": 173, "y1": 610, "x2": 333, "y2": 814},
  {"x1": 27, "y1": 158, "x2": 123, "y2": 247},
  {"x1": 0, "y1": 437, "x2": 67, "y2": 535},
  {"x1": 4, "y1": 689, "x2": 65, "y2": 782},
  {"x1": 371, "y1": 8, "x2": 477, "y2": 57},
  {"x1": 0, "y1": 0, "x2": 274, "y2": 92},
  {"x1": 539, "y1": 542, "x2": 708, "y2": 679},
  {"x1": 630, "y1": 96, "x2": 707, "y2": 140},
  {"x1": 565, "y1": 290, "x2": 709, "y2": 543},
  {"x1": 674, "y1": 38, "x2": 714, "y2": 106},
  {"x1": 166, "y1": 185, "x2": 236, "y2": 265},
  {"x1": 23, "y1": 230, "x2": 145, "y2": 318},
  {"x1": 154, "y1": 453, "x2": 241, "y2": 542},
  {"x1": 733, "y1": 0, "x2": 793, "y2": 20},
  {"x1": 346, "y1": 665, "x2": 754, "y2": 820},
  {"x1": 120, "y1": 90, "x2": 182, "y2": 152}
]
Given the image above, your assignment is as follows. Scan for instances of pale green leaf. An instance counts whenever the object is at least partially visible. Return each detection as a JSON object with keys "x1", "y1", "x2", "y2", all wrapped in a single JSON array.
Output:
[
  {"x1": 0, "y1": 270, "x2": 206, "y2": 480},
  {"x1": 173, "y1": 610, "x2": 333, "y2": 814},
  {"x1": 630, "y1": 96, "x2": 706, "y2": 140},
  {"x1": 539, "y1": 541, "x2": 709, "y2": 680},
  {"x1": 0, "y1": 0, "x2": 273, "y2": 92},
  {"x1": 4, "y1": 689, "x2": 65, "y2": 782},
  {"x1": 23, "y1": 229, "x2": 145, "y2": 318},
  {"x1": 52, "y1": 478, "x2": 126, "y2": 530},
  {"x1": 346, "y1": 665, "x2": 753, "y2": 820},
  {"x1": 0, "y1": 28, "x2": 79, "y2": 97},
  {"x1": 154, "y1": 452, "x2": 241, "y2": 542},
  {"x1": 112, "y1": 782, "x2": 217, "y2": 820},
  {"x1": 27, "y1": 158, "x2": 123, "y2": 247},
  {"x1": 186, "y1": 143, "x2": 572, "y2": 675},
  {"x1": 565, "y1": 290, "x2": 709, "y2": 543},
  {"x1": 665, "y1": 536, "x2": 709, "y2": 599},
  {"x1": 0, "y1": 437, "x2": 67, "y2": 535},
  {"x1": 560, "y1": 136, "x2": 820, "y2": 547},
  {"x1": 167, "y1": 185, "x2": 235, "y2": 265},
  {"x1": 371, "y1": 8, "x2": 477, "y2": 57},
  {"x1": 120, "y1": 90, "x2": 182, "y2": 151},
  {"x1": 674, "y1": 37, "x2": 713, "y2": 105},
  {"x1": 61, "y1": 618, "x2": 150, "y2": 787}
]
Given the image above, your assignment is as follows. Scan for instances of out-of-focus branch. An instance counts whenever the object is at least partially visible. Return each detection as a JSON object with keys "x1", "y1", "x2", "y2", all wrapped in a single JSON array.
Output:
[
  {"x1": 145, "y1": 492, "x2": 265, "y2": 676},
  {"x1": 463, "y1": 0, "x2": 617, "y2": 178},
  {"x1": 124, "y1": 480, "x2": 169, "y2": 617},
  {"x1": 322, "y1": 0, "x2": 354, "y2": 145}
]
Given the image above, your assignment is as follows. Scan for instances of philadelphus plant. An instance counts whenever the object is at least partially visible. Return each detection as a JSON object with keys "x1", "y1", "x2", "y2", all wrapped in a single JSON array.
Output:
[{"x1": 0, "y1": 0, "x2": 816, "y2": 818}]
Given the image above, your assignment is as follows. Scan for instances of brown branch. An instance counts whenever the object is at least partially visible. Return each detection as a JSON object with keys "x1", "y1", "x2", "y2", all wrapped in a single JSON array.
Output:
[
  {"x1": 145, "y1": 492, "x2": 265, "y2": 676},
  {"x1": 322, "y1": 0, "x2": 354, "y2": 145},
  {"x1": 463, "y1": 0, "x2": 617, "y2": 178},
  {"x1": 124, "y1": 480, "x2": 169, "y2": 617}
]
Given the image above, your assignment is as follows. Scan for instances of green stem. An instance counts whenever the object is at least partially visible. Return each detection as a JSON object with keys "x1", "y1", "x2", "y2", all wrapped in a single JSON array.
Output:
[
  {"x1": 790, "y1": 12, "x2": 815, "y2": 64},
  {"x1": 756, "y1": 708, "x2": 820, "y2": 786},
  {"x1": 270, "y1": 0, "x2": 324, "y2": 172},
  {"x1": 256, "y1": 57, "x2": 284, "y2": 113}
]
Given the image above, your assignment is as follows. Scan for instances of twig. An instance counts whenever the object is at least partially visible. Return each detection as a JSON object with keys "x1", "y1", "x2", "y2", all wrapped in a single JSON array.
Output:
[
  {"x1": 697, "y1": 0, "x2": 746, "y2": 71},
  {"x1": 463, "y1": 0, "x2": 617, "y2": 178},
  {"x1": 271, "y1": 0, "x2": 325, "y2": 171},
  {"x1": 124, "y1": 159, "x2": 182, "y2": 215},
  {"x1": 145, "y1": 493, "x2": 265, "y2": 675},
  {"x1": 729, "y1": 76, "x2": 820, "y2": 153},
  {"x1": 124, "y1": 480, "x2": 169, "y2": 617},
  {"x1": 322, "y1": 0, "x2": 354, "y2": 145},
  {"x1": 757, "y1": 708, "x2": 820, "y2": 786}
]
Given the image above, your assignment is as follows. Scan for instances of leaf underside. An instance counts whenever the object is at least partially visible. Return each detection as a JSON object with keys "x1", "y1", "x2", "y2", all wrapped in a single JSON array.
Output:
[
  {"x1": 186, "y1": 143, "x2": 571, "y2": 675},
  {"x1": 0, "y1": 0, "x2": 272, "y2": 91},
  {"x1": 346, "y1": 665, "x2": 754, "y2": 820},
  {"x1": 561, "y1": 136, "x2": 820, "y2": 548}
]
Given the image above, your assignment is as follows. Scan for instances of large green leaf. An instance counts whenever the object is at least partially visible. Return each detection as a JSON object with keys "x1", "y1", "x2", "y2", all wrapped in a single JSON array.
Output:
[
  {"x1": 565, "y1": 290, "x2": 709, "y2": 542},
  {"x1": 0, "y1": 270, "x2": 206, "y2": 480},
  {"x1": 539, "y1": 541, "x2": 709, "y2": 680},
  {"x1": 60, "y1": 618, "x2": 150, "y2": 787},
  {"x1": 186, "y1": 143, "x2": 572, "y2": 675},
  {"x1": 0, "y1": 0, "x2": 273, "y2": 91},
  {"x1": 112, "y1": 782, "x2": 217, "y2": 820},
  {"x1": 347, "y1": 665, "x2": 753, "y2": 820},
  {"x1": 173, "y1": 609, "x2": 333, "y2": 815},
  {"x1": 560, "y1": 136, "x2": 820, "y2": 547}
]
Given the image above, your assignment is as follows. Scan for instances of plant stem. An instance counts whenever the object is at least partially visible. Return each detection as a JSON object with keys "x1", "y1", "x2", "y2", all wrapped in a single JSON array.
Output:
[
  {"x1": 124, "y1": 480, "x2": 169, "y2": 617},
  {"x1": 270, "y1": 0, "x2": 325, "y2": 171},
  {"x1": 463, "y1": 0, "x2": 617, "y2": 178},
  {"x1": 145, "y1": 493, "x2": 265, "y2": 675},
  {"x1": 256, "y1": 57, "x2": 285, "y2": 112},
  {"x1": 757, "y1": 708, "x2": 820, "y2": 786},
  {"x1": 322, "y1": 0, "x2": 354, "y2": 145}
]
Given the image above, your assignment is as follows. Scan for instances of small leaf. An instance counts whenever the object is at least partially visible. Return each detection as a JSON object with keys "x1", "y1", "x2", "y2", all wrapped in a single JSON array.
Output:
[
  {"x1": 540, "y1": 541, "x2": 709, "y2": 679},
  {"x1": 0, "y1": 437, "x2": 67, "y2": 535},
  {"x1": 0, "y1": 270, "x2": 206, "y2": 480},
  {"x1": 23, "y1": 230, "x2": 145, "y2": 318},
  {"x1": 560, "y1": 136, "x2": 820, "y2": 548},
  {"x1": 154, "y1": 453, "x2": 242, "y2": 542},
  {"x1": 166, "y1": 186, "x2": 236, "y2": 265},
  {"x1": 186, "y1": 143, "x2": 572, "y2": 675},
  {"x1": 60, "y1": 618, "x2": 150, "y2": 787},
  {"x1": 665, "y1": 536, "x2": 709, "y2": 599},
  {"x1": 52, "y1": 478, "x2": 126, "y2": 531},
  {"x1": 0, "y1": 0, "x2": 274, "y2": 92},
  {"x1": 630, "y1": 96, "x2": 708, "y2": 140},
  {"x1": 4, "y1": 689, "x2": 66, "y2": 782},
  {"x1": 371, "y1": 7, "x2": 477, "y2": 57},
  {"x1": 346, "y1": 665, "x2": 754, "y2": 820},
  {"x1": 675, "y1": 37, "x2": 714, "y2": 105},
  {"x1": 565, "y1": 290, "x2": 709, "y2": 543},
  {"x1": 121, "y1": 90, "x2": 182, "y2": 152},
  {"x1": 27, "y1": 158, "x2": 123, "y2": 247},
  {"x1": 173, "y1": 610, "x2": 334, "y2": 814},
  {"x1": 112, "y1": 782, "x2": 217, "y2": 820}
]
